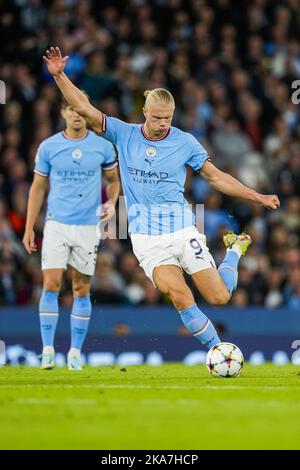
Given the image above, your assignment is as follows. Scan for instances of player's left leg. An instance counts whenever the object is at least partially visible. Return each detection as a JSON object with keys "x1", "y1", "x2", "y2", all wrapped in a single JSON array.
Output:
[
  {"x1": 192, "y1": 232, "x2": 253, "y2": 304},
  {"x1": 181, "y1": 227, "x2": 252, "y2": 305},
  {"x1": 218, "y1": 232, "x2": 252, "y2": 295},
  {"x1": 68, "y1": 267, "x2": 92, "y2": 371},
  {"x1": 66, "y1": 224, "x2": 100, "y2": 370},
  {"x1": 153, "y1": 265, "x2": 221, "y2": 349}
]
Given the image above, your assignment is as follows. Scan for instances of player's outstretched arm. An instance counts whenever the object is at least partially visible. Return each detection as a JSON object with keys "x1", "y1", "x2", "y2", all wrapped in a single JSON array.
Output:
[
  {"x1": 43, "y1": 47, "x2": 103, "y2": 134},
  {"x1": 200, "y1": 160, "x2": 280, "y2": 209},
  {"x1": 23, "y1": 173, "x2": 48, "y2": 254}
]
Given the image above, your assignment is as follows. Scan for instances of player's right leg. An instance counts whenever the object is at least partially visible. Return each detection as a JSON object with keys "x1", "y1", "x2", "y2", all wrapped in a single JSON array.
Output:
[
  {"x1": 39, "y1": 269, "x2": 64, "y2": 369},
  {"x1": 153, "y1": 265, "x2": 221, "y2": 349},
  {"x1": 39, "y1": 221, "x2": 70, "y2": 369},
  {"x1": 131, "y1": 232, "x2": 221, "y2": 349},
  {"x1": 191, "y1": 267, "x2": 231, "y2": 306}
]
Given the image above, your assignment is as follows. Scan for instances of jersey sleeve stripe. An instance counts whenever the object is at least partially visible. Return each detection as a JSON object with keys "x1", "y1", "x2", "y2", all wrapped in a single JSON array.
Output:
[
  {"x1": 102, "y1": 160, "x2": 118, "y2": 170},
  {"x1": 194, "y1": 156, "x2": 211, "y2": 173},
  {"x1": 34, "y1": 169, "x2": 49, "y2": 177},
  {"x1": 100, "y1": 114, "x2": 107, "y2": 135},
  {"x1": 97, "y1": 114, "x2": 107, "y2": 136}
]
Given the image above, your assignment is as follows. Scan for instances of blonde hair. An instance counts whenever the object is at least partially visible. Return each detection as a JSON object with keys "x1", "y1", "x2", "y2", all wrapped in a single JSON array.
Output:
[{"x1": 144, "y1": 88, "x2": 175, "y2": 108}]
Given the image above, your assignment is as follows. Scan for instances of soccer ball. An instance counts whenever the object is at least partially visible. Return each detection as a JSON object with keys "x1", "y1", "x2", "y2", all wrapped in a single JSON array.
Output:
[{"x1": 206, "y1": 342, "x2": 244, "y2": 378}]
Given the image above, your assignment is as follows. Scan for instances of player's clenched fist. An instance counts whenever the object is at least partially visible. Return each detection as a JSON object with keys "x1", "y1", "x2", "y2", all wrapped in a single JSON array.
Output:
[
  {"x1": 259, "y1": 194, "x2": 280, "y2": 210},
  {"x1": 43, "y1": 47, "x2": 69, "y2": 76}
]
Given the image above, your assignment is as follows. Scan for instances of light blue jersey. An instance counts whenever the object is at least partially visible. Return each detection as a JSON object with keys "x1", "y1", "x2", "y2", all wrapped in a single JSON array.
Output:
[
  {"x1": 34, "y1": 130, "x2": 117, "y2": 225},
  {"x1": 100, "y1": 116, "x2": 209, "y2": 234}
]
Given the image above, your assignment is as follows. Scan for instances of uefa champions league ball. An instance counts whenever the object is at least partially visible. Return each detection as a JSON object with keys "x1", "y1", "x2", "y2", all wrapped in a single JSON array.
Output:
[{"x1": 206, "y1": 342, "x2": 244, "y2": 378}]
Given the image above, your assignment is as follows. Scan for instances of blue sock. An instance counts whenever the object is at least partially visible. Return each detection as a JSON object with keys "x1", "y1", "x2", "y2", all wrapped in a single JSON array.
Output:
[
  {"x1": 39, "y1": 290, "x2": 59, "y2": 348},
  {"x1": 70, "y1": 295, "x2": 92, "y2": 351},
  {"x1": 178, "y1": 304, "x2": 221, "y2": 349},
  {"x1": 218, "y1": 249, "x2": 240, "y2": 294}
]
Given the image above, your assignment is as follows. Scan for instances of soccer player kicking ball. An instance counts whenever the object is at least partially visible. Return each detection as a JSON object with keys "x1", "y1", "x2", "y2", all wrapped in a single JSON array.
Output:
[
  {"x1": 23, "y1": 94, "x2": 120, "y2": 370},
  {"x1": 44, "y1": 47, "x2": 280, "y2": 350}
]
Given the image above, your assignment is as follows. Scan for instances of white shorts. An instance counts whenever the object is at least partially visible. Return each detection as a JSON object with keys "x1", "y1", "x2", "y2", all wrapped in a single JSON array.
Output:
[
  {"x1": 42, "y1": 220, "x2": 100, "y2": 276},
  {"x1": 131, "y1": 226, "x2": 216, "y2": 285}
]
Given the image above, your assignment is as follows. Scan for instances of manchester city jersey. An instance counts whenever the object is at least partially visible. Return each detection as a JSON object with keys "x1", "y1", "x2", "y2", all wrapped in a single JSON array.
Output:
[
  {"x1": 34, "y1": 130, "x2": 117, "y2": 225},
  {"x1": 100, "y1": 116, "x2": 208, "y2": 234}
]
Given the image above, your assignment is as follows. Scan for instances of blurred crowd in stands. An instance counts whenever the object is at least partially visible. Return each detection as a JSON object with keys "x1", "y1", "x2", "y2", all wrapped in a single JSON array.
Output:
[{"x1": 0, "y1": 0, "x2": 300, "y2": 309}]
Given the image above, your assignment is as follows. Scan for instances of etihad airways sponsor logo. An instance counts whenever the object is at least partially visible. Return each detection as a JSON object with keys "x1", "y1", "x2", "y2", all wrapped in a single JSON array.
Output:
[
  {"x1": 56, "y1": 169, "x2": 96, "y2": 183},
  {"x1": 57, "y1": 170, "x2": 95, "y2": 177},
  {"x1": 128, "y1": 167, "x2": 169, "y2": 180}
]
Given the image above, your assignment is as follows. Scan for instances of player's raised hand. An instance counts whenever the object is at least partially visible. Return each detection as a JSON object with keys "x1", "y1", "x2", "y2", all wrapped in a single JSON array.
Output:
[
  {"x1": 100, "y1": 200, "x2": 116, "y2": 222},
  {"x1": 43, "y1": 47, "x2": 69, "y2": 76},
  {"x1": 23, "y1": 229, "x2": 37, "y2": 254},
  {"x1": 259, "y1": 194, "x2": 280, "y2": 210}
]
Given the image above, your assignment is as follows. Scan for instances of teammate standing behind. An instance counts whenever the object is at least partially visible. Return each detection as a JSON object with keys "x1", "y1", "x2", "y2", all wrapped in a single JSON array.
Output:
[
  {"x1": 44, "y1": 47, "x2": 280, "y2": 351},
  {"x1": 23, "y1": 96, "x2": 120, "y2": 370}
]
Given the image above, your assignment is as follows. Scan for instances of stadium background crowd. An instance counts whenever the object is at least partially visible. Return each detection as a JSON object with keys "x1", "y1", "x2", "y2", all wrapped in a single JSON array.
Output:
[{"x1": 0, "y1": 0, "x2": 300, "y2": 309}]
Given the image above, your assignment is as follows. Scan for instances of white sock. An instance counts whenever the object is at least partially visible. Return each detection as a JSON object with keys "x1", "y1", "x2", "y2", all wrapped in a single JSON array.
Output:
[
  {"x1": 68, "y1": 347, "x2": 81, "y2": 357},
  {"x1": 43, "y1": 346, "x2": 54, "y2": 354},
  {"x1": 228, "y1": 244, "x2": 242, "y2": 257}
]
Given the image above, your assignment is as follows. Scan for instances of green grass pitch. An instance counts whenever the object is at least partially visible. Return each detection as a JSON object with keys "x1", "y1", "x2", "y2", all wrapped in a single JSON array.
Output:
[{"x1": 0, "y1": 363, "x2": 299, "y2": 450}]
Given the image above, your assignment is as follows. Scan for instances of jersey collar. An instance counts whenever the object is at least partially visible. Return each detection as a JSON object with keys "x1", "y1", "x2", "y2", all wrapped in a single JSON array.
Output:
[
  {"x1": 141, "y1": 125, "x2": 170, "y2": 141},
  {"x1": 62, "y1": 130, "x2": 89, "y2": 141}
]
